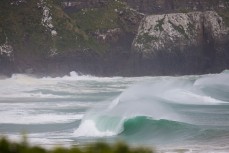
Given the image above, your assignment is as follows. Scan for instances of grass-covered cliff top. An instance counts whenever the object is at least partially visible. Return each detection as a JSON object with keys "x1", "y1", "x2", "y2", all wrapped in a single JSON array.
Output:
[
  {"x1": 0, "y1": 0, "x2": 52, "y2": 55},
  {"x1": 68, "y1": 1, "x2": 125, "y2": 32},
  {"x1": 0, "y1": 0, "x2": 140, "y2": 57},
  {"x1": 0, "y1": 138, "x2": 154, "y2": 153},
  {"x1": 0, "y1": 0, "x2": 108, "y2": 57},
  {"x1": 2, "y1": 0, "x2": 228, "y2": 58}
]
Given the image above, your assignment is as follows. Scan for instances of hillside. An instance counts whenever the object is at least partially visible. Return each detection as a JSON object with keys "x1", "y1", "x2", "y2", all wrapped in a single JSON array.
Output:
[{"x1": 0, "y1": 0, "x2": 229, "y2": 76}]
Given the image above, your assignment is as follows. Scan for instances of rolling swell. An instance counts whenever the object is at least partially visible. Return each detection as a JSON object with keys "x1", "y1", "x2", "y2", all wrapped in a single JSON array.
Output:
[
  {"x1": 122, "y1": 116, "x2": 197, "y2": 135},
  {"x1": 121, "y1": 116, "x2": 199, "y2": 144},
  {"x1": 74, "y1": 70, "x2": 229, "y2": 145}
]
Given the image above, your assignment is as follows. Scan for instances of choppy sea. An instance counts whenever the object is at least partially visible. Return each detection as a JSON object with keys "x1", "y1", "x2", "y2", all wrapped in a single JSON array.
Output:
[{"x1": 0, "y1": 70, "x2": 229, "y2": 153}]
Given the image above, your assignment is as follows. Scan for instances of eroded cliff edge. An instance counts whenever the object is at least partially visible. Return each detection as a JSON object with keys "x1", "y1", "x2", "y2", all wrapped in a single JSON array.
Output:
[
  {"x1": 0, "y1": 0, "x2": 229, "y2": 76},
  {"x1": 132, "y1": 11, "x2": 229, "y2": 75}
]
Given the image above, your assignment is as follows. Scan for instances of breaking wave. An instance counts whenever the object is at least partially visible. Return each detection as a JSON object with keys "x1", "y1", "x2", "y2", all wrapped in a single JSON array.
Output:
[{"x1": 74, "y1": 70, "x2": 229, "y2": 144}]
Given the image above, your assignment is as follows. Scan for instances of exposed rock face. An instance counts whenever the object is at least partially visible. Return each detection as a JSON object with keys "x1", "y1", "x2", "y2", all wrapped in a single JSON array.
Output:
[
  {"x1": 0, "y1": 0, "x2": 229, "y2": 76},
  {"x1": 204, "y1": 11, "x2": 229, "y2": 42},
  {"x1": 133, "y1": 12, "x2": 203, "y2": 56},
  {"x1": 0, "y1": 43, "x2": 13, "y2": 58},
  {"x1": 132, "y1": 11, "x2": 229, "y2": 74},
  {"x1": 39, "y1": 0, "x2": 57, "y2": 37},
  {"x1": 0, "y1": 39, "x2": 14, "y2": 75}
]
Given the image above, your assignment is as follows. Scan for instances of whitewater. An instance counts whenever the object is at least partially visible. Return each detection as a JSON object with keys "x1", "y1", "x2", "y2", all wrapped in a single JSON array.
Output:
[{"x1": 0, "y1": 70, "x2": 229, "y2": 153}]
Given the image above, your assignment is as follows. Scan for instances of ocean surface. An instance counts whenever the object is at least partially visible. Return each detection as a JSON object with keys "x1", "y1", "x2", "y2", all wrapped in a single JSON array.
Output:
[{"x1": 0, "y1": 70, "x2": 229, "y2": 153}]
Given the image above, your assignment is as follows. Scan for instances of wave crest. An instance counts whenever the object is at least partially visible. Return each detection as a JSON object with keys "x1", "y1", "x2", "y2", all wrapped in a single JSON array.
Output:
[{"x1": 74, "y1": 70, "x2": 229, "y2": 139}]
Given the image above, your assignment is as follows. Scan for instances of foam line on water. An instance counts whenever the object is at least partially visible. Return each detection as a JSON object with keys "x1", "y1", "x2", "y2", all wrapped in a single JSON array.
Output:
[
  {"x1": 0, "y1": 112, "x2": 84, "y2": 124},
  {"x1": 41, "y1": 71, "x2": 123, "y2": 81},
  {"x1": 0, "y1": 72, "x2": 139, "y2": 102}
]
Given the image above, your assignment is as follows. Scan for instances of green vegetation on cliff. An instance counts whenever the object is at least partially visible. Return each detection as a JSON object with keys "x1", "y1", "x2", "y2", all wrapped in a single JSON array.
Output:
[
  {"x1": 69, "y1": 1, "x2": 124, "y2": 32},
  {"x1": 50, "y1": 4, "x2": 104, "y2": 53},
  {"x1": 0, "y1": 0, "x2": 52, "y2": 57},
  {"x1": 218, "y1": 9, "x2": 229, "y2": 27},
  {"x1": 0, "y1": 0, "x2": 228, "y2": 76},
  {"x1": 0, "y1": 0, "x2": 144, "y2": 75},
  {"x1": 0, "y1": 0, "x2": 139, "y2": 57},
  {"x1": 65, "y1": 0, "x2": 129, "y2": 50},
  {"x1": 0, "y1": 0, "x2": 110, "y2": 57}
]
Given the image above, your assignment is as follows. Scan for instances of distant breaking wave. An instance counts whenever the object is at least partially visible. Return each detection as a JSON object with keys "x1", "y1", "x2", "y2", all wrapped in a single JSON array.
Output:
[{"x1": 74, "y1": 70, "x2": 229, "y2": 144}]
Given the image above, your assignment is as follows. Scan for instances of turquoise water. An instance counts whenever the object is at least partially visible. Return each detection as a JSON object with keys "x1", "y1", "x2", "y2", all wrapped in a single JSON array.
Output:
[{"x1": 0, "y1": 71, "x2": 229, "y2": 152}]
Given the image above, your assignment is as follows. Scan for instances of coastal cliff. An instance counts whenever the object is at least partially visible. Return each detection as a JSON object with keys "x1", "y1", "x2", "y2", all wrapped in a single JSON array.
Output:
[
  {"x1": 132, "y1": 11, "x2": 229, "y2": 74},
  {"x1": 0, "y1": 0, "x2": 229, "y2": 76}
]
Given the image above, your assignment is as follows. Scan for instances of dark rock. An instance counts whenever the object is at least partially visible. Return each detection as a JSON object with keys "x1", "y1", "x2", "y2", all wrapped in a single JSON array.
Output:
[
  {"x1": 132, "y1": 11, "x2": 229, "y2": 75},
  {"x1": 0, "y1": 0, "x2": 229, "y2": 77}
]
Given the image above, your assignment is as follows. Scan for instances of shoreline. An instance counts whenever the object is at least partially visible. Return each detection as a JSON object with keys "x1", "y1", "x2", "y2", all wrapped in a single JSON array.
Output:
[{"x1": 0, "y1": 67, "x2": 227, "y2": 78}]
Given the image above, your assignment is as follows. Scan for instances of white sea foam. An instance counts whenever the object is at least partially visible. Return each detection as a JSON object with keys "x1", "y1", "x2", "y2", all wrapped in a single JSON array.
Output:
[
  {"x1": 0, "y1": 72, "x2": 129, "y2": 101},
  {"x1": 1, "y1": 70, "x2": 229, "y2": 150},
  {"x1": 74, "y1": 70, "x2": 229, "y2": 137},
  {"x1": 74, "y1": 120, "x2": 115, "y2": 137},
  {"x1": 108, "y1": 97, "x2": 120, "y2": 110},
  {"x1": 164, "y1": 89, "x2": 227, "y2": 105},
  {"x1": 74, "y1": 80, "x2": 183, "y2": 137},
  {"x1": 194, "y1": 70, "x2": 229, "y2": 87},
  {"x1": 0, "y1": 111, "x2": 83, "y2": 124},
  {"x1": 0, "y1": 72, "x2": 146, "y2": 101},
  {"x1": 0, "y1": 92, "x2": 66, "y2": 99},
  {"x1": 42, "y1": 71, "x2": 122, "y2": 81}
]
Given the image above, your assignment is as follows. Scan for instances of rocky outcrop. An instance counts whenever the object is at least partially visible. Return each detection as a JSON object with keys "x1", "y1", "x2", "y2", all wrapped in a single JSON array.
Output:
[
  {"x1": 39, "y1": 0, "x2": 57, "y2": 37},
  {"x1": 0, "y1": 36, "x2": 14, "y2": 75},
  {"x1": 0, "y1": 43, "x2": 13, "y2": 59},
  {"x1": 132, "y1": 11, "x2": 229, "y2": 74},
  {"x1": 0, "y1": 0, "x2": 229, "y2": 77},
  {"x1": 133, "y1": 12, "x2": 203, "y2": 56}
]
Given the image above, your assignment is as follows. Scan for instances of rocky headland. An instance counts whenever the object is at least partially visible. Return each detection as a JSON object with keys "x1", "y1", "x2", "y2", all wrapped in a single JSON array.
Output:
[{"x1": 0, "y1": 0, "x2": 229, "y2": 76}]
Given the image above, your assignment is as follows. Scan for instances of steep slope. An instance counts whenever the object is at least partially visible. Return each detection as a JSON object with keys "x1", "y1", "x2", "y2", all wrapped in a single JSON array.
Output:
[
  {"x1": 132, "y1": 11, "x2": 229, "y2": 75},
  {"x1": 0, "y1": 0, "x2": 228, "y2": 76}
]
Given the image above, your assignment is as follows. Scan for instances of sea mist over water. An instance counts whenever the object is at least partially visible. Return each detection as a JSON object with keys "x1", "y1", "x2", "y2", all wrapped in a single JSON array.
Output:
[{"x1": 0, "y1": 70, "x2": 229, "y2": 152}]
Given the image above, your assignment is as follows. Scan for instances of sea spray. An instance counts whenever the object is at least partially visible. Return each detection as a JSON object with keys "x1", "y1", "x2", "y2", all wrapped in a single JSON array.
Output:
[
  {"x1": 0, "y1": 71, "x2": 229, "y2": 152},
  {"x1": 74, "y1": 70, "x2": 229, "y2": 146}
]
